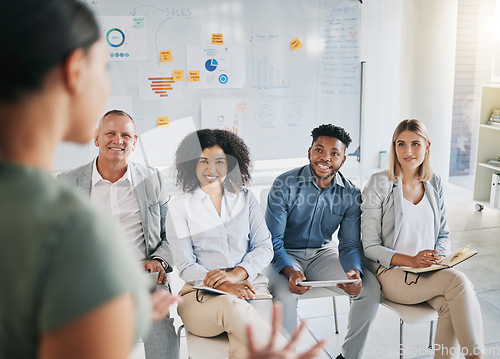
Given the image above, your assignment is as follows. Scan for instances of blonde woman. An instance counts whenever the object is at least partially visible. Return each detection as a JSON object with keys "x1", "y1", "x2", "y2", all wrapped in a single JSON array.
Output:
[{"x1": 361, "y1": 119, "x2": 484, "y2": 359}]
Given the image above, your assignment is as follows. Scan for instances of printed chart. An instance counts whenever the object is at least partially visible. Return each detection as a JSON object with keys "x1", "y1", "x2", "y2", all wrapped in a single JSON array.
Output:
[
  {"x1": 98, "y1": 16, "x2": 148, "y2": 61},
  {"x1": 186, "y1": 46, "x2": 245, "y2": 89},
  {"x1": 138, "y1": 69, "x2": 182, "y2": 100},
  {"x1": 201, "y1": 98, "x2": 246, "y2": 135}
]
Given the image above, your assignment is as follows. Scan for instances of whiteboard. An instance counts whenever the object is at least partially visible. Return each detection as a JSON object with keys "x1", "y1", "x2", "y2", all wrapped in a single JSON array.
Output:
[{"x1": 56, "y1": 0, "x2": 361, "y2": 170}]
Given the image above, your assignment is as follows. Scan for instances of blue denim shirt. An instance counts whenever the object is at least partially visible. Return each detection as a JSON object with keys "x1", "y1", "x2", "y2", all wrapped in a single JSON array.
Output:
[{"x1": 265, "y1": 165, "x2": 363, "y2": 275}]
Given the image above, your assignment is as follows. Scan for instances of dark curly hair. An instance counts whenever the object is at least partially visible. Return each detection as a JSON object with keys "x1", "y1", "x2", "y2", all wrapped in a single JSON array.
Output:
[
  {"x1": 311, "y1": 124, "x2": 352, "y2": 151},
  {"x1": 175, "y1": 129, "x2": 252, "y2": 192}
]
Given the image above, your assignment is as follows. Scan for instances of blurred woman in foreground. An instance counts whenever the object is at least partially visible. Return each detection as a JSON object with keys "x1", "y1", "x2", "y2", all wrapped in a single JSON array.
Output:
[{"x1": 0, "y1": 1, "x2": 152, "y2": 358}]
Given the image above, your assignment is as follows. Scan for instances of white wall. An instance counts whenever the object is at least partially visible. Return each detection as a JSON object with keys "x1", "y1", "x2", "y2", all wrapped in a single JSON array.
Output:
[
  {"x1": 360, "y1": 0, "x2": 459, "y2": 183},
  {"x1": 359, "y1": 0, "x2": 404, "y2": 179},
  {"x1": 399, "y1": 0, "x2": 458, "y2": 182}
]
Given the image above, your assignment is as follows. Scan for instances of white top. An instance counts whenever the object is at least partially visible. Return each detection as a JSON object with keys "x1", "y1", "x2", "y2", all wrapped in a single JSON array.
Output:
[
  {"x1": 166, "y1": 187, "x2": 273, "y2": 286},
  {"x1": 393, "y1": 193, "x2": 435, "y2": 256},
  {"x1": 91, "y1": 161, "x2": 146, "y2": 261}
]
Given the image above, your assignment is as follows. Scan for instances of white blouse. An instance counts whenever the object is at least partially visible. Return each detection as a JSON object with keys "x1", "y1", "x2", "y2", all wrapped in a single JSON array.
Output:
[
  {"x1": 393, "y1": 193, "x2": 435, "y2": 256},
  {"x1": 166, "y1": 187, "x2": 273, "y2": 286}
]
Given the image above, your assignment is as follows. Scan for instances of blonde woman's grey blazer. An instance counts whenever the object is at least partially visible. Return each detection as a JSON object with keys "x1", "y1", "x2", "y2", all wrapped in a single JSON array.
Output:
[{"x1": 361, "y1": 170, "x2": 450, "y2": 274}]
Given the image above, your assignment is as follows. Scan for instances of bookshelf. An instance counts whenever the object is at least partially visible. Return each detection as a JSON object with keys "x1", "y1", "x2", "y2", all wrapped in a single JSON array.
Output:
[{"x1": 473, "y1": 85, "x2": 500, "y2": 204}]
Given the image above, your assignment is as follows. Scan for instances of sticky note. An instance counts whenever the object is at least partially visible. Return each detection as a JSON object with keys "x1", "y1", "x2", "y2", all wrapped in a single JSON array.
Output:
[
  {"x1": 173, "y1": 70, "x2": 184, "y2": 81},
  {"x1": 160, "y1": 50, "x2": 172, "y2": 62},
  {"x1": 157, "y1": 117, "x2": 169, "y2": 128},
  {"x1": 189, "y1": 70, "x2": 200, "y2": 82},
  {"x1": 212, "y1": 33, "x2": 223, "y2": 45},
  {"x1": 290, "y1": 38, "x2": 303, "y2": 51},
  {"x1": 133, "y1": 17, "x2": 145, "y2": 29}
]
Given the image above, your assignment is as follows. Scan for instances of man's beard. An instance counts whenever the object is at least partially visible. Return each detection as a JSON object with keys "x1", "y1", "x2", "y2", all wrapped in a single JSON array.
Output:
[{"x1": 310, "y1": 164, "x2": 337, "y2": 180}]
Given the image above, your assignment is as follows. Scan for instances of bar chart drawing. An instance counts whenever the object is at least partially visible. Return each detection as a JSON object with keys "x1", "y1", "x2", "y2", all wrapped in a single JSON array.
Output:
[
  {"x1": 255, "y1": 56, "x2": 289, "y2": 90},
  {"x1": 148, "y1": 76, "x2": 174, "y2": 98},
  {"x1": 138, "y1": 69, "x2": 181, "y2": 100}
]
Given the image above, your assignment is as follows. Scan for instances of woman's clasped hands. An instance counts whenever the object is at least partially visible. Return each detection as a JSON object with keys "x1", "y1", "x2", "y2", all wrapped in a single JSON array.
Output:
[
  {"x1": 413, "y1": 249, "x2": 444, "y2": 268},
  {"x1": 204, "y1": 268, "x2": 256, "y2": 299}
]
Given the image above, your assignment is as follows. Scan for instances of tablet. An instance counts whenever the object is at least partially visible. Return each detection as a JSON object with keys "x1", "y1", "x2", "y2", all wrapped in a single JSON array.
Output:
[
  {"x1": 298, "y1": 279, "x2": 357, "y2": 287},
  {"x1": 146, "y1": 272, "x2": 159, "y2": 292}
]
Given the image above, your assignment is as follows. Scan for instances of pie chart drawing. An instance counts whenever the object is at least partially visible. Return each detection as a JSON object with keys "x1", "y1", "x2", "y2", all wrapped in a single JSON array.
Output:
[
  {"x1": 205, "y1": 59, "x2": 218, "y2": 72},
  {"x1": 282, "y1": 103, "x2": 301, "y2": 126},
  {"x1": 218, "y1": 74, "x2": 228, "y2": 84},
  {"x1": 106, "y1": 28, "x2": 125, "y2": 48},
  {"x1": 255, "y1": 104, "x2": 276, "y2": 128}
]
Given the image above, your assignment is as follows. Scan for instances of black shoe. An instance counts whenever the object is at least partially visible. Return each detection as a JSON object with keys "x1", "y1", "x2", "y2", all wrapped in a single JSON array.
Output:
[{"x1": 336, "y1": 355, "x2": 345, "y2": 359}]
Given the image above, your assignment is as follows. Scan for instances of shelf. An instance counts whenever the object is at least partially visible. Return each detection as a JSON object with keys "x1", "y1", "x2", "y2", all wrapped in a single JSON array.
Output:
[
  {"x1": 473, "y1": 85, "x2": 500, "y2": 205},
  {"x1": 478, "y1": 163, "x2": 500, "y2": 171},
  {"x1": 480, "y1": 124, "x2": 500, "y2": 131}
]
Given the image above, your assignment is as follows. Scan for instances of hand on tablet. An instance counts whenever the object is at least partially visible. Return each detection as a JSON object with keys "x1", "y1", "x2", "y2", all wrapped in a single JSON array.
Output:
[
  {"x1": 297, "y1": 279, "x2": 357, "y2": 287},
  {"x1": 289, "y1": 270, "x2": 311, "y2": 295},
  {"x1": 337, "y1": 270, "x2": 362, "y2": 296},
  {"x1": 142, "y1": 260, "x2": 167, "y2": 284}
]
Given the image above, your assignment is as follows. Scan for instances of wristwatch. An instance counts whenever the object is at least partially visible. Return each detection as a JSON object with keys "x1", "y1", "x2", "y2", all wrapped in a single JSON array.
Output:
[{"x1": 151, "y1": 257, "x2": 167, "y2": 271}]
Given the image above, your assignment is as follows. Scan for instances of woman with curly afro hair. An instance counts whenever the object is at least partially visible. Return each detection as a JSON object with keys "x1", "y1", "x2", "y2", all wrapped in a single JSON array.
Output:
[
  {"x1": 167, "y1": 129, "x2": 287, "y2": 358},
  {"x1": 174, "y1": 129, "x2": 252, "y2": 193}
]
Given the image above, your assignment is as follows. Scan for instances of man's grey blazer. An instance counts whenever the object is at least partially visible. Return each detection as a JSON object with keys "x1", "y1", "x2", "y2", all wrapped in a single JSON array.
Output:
[{"x1": 58, "y1": 159, "x2": 174, "y2": 270}]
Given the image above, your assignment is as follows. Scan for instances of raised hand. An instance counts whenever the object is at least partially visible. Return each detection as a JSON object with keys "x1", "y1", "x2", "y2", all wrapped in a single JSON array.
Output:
[{"x1": 246, "y1": 303, "x2": 326, "y2": 359}]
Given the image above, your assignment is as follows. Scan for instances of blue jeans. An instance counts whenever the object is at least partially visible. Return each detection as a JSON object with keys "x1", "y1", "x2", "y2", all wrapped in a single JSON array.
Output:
[{"x1": 265, "y1": 246, "x2": 380, "y2": 359}]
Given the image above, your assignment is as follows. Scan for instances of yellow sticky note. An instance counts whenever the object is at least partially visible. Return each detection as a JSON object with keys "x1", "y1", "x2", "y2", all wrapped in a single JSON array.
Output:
[
  {"x1": 160, "y1": 50, "x2": 172, "y2": 62},
  {"x1": 173, "y1": 70, "x2": 184, "y2": 81},
  {"x1": 189, "y1": 70, "x2": 200, "y2": 82},
  {"x1": 157, "y1": 117, "x2": 169, "y2": 128},
  {"x1": 212, "y1": 33, "x2": 224, "y2": 45},
  {"x1": 290, "y1": 37, "x2": 303, "y2": 51}
]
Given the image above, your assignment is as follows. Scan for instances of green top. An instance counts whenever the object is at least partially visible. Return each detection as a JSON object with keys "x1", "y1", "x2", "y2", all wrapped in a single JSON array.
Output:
[{"x1": 0, "y1": 162, "x2": 151, "y2": 358}]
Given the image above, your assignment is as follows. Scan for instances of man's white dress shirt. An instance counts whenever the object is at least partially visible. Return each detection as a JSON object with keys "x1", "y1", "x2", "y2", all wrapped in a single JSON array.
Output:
[{"x1": 91, "y1": 161, "x2": 146, "y2": 261}]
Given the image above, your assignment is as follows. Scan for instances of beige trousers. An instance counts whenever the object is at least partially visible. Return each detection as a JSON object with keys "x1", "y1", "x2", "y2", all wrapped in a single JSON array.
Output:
[
  {"x1": 178, "y1": 282, "x2": 287, "y2": 359},
  {"x1": 377, "y1": 266, "x2": 484, "y2": 359}
]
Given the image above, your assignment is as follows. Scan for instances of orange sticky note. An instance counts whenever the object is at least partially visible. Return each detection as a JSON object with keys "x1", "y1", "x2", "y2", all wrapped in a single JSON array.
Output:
[
  {"x1": 212, "y1": 33, "x2": 223, "y2": 45},
  {"x1": 157, "y1": 117, "x2": 169, "y2": 128},
  {"x1": 160, "y1": 50, "x2": 172, "y2": 62},
  {"x1": 173, "y1": 70, "x2": 184, "y2": 81},
  {"x1": 289, "y1": 38, "x2": 303, "y2": 51},
  {"x1": 189, "y1": 70, "x2": 200, "y2": 82}
]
